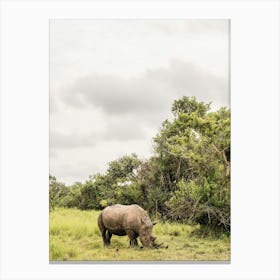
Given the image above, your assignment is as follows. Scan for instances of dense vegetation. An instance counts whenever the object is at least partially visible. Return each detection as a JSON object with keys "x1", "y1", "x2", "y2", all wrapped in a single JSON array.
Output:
[
  {"x1": 50, "y1": 208, "x2": 230, "y2": 261},
  {"x1": 50, "y1": 97, "x2": 230, "y2": 232}
]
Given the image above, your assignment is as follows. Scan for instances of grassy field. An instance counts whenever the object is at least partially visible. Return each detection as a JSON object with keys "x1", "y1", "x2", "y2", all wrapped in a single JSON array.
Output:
[{"x1": 49, "y1": 208, "x2": 230, "y2": 261}]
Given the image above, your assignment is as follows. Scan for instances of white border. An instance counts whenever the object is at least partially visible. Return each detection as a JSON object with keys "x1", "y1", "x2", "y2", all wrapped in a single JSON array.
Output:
[{"x1": 0, "y1": 1, "x2": 279, "y2": 280}]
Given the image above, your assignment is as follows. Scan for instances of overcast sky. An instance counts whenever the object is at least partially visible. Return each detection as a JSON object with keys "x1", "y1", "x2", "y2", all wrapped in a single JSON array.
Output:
[{"x1": 50, "y1": 19, "x2": 230, "y2": 185}]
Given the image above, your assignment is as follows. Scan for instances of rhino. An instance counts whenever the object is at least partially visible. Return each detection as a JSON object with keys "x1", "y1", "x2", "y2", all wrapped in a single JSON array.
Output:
[{"x1": 98, "y1": 204, "x2": 162, "y2": 248}]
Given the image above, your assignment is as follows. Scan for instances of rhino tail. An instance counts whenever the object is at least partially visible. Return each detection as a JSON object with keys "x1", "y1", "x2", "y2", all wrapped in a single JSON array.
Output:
[
  {"x1": 98, "y1": 212, "x2": 106, "y2": 232},
  {"x1": 98, "y1": 211, "x2": 109, "y2": 246}
]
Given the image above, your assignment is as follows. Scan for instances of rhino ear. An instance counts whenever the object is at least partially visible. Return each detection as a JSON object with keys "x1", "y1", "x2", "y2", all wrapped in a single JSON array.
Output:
[
  {"x1": 152, "y1": 221, "x2": 157, "y2": 226},
  {"x1": 141, "y1": 217, "x2": 147, "y2": 225}
]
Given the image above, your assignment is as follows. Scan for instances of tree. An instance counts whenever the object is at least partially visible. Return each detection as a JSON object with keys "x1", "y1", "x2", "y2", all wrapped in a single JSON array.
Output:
[
  {"x1": 107, "y1": 153, "x2": 142, "y2": 181},
  {"x1": 77, "y1": 154, "x2": 143, "y2": 210},
  {"x1": 58, "y1": 182, "x2": 83, "y2": 208},
  {"x1": 49, "y1": 175, "x2": 69, "y2": 211},
  {"x1": 153, "y1": 97, "x2": 230, "y2": 230}
]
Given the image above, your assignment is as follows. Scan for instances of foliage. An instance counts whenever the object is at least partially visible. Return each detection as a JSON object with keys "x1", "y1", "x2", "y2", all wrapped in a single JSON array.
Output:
[
  {"x1": 49, "y1": 96, "x2": 230, "y2": 232},
  {"x1": 153, "y1": 97, "x2": 230, "y2": 230},
  {"x1": 49, "y1": 175, "x2": 69, "y2": 211}
]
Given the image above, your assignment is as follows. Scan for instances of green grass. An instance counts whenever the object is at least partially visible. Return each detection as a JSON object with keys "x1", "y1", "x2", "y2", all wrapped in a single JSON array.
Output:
[{"x1": 49, "y1": 208, "x2": 230, "y2": 261}]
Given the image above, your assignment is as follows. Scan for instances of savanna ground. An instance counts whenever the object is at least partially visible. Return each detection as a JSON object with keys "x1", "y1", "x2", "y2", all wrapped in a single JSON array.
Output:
[{"x1": 49, "y1": 208, "x2": 230, "y2": 261}]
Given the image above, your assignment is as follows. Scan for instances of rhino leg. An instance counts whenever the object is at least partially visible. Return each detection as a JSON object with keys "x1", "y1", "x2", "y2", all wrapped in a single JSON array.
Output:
[
  {"x1": 106, "y1": 231, "x2": 112, "y2": 245},
  {"x1": 98, "y1": 213, "x2": 110, "y2": 246},
  {"x1": 126, "y1": 230, "x2": 139, "y2": 248},
  {"x1": 130, "y1": 238, "x2": 138, "y2": 247},
  {"x1": 100, "y1": 229, "x2": 109, "y2": 246}
]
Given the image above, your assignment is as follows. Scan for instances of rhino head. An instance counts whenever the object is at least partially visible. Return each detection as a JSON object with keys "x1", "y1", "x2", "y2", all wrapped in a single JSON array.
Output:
[{"x1": 139, "y1": 221, "x2": 163, "y2": 248}]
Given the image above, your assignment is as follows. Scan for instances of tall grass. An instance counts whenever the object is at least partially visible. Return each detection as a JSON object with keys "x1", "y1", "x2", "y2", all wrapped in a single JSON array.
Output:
[{"x1": 49, "y1": 208, "x2": 230, "y2": 261}]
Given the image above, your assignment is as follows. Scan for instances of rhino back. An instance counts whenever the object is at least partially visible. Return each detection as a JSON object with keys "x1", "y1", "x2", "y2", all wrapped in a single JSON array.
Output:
[{"x1": 101, "y1": 204, "x2": 147, "y2": 233}]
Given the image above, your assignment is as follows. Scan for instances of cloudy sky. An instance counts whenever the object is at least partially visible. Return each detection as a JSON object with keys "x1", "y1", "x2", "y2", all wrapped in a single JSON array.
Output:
[{"x1": 50, "y1": 19, "x2": 230, "y2": 185}]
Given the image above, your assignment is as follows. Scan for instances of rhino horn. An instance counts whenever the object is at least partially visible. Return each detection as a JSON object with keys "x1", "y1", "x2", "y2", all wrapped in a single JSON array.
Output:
[{"x1": 153, "y1": 242, "x2": 164, "y2": 249}]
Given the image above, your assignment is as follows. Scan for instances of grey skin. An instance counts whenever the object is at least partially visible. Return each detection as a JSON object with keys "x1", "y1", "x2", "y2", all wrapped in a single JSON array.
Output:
[{"x1": 98, "y1": 204, "x2": 162, "y2": 248}]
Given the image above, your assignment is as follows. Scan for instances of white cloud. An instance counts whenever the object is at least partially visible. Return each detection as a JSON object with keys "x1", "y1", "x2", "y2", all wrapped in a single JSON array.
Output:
[{"x1": 59, "y1": 60, "x2": 227, "y2": 114}]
